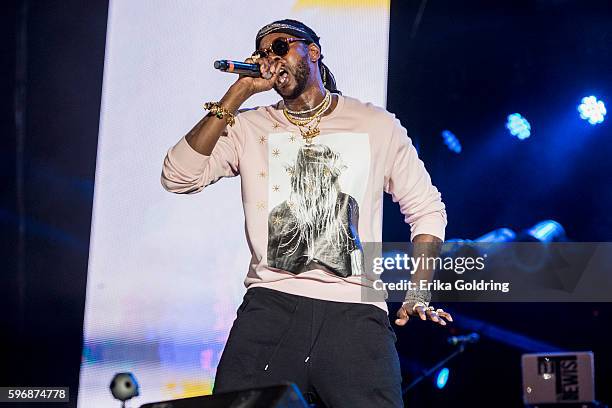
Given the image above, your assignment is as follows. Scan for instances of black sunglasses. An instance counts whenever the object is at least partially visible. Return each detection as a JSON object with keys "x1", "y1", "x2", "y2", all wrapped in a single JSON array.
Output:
[{"x1": 253, "y1": 37, "x2": 308, "y2": 58}]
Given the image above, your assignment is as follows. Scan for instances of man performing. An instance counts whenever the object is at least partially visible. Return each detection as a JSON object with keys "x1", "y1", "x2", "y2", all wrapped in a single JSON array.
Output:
[{"x1": 161, "y1": 19, "x2": 452, "y2": 408}]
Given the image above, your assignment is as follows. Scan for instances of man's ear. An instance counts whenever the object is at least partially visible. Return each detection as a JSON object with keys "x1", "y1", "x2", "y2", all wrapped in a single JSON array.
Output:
[{"x1": 308, "y1": 43, "x2": 321, "y2": 63}]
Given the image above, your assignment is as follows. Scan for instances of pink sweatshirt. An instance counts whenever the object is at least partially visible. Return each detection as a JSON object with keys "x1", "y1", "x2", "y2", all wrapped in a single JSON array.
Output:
[{"x1": 161, "y1": 95, "x2": 446, "y2": 312}]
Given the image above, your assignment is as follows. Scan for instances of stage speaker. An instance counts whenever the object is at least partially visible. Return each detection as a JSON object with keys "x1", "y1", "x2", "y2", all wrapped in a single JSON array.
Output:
[
  {"x1": 522, "y1": 351, "x2": 597, "y2": 407},
  {"x1": 139, "y1": 382, "x2": 309, "y2": 408}
]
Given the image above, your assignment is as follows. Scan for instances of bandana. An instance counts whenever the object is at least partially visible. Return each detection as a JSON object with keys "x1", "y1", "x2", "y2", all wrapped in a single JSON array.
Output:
[{"x1": 255, "y1": 19, "x2": 320, "y2": 50}]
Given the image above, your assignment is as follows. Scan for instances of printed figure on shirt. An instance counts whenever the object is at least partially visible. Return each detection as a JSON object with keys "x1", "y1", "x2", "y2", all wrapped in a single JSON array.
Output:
[{"x1": 267, "y1": 143, "x2": 364, "y2": 277}]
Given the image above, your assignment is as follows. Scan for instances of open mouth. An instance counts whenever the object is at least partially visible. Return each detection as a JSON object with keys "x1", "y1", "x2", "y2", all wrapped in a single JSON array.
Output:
[{"x1": 276, "y1": 68, "x2": 290, "y2": 87}]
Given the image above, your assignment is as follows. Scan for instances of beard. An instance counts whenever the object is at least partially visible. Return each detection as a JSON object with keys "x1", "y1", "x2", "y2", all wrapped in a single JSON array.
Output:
[{"x1": 274, "y1": 58, "x2": 310, "y2": 99}]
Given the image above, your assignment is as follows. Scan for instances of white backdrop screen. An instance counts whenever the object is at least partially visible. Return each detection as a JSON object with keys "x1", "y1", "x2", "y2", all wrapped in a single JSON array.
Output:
[{"x1": 79, "y1": 1, "x2": 390, "y2": 406}]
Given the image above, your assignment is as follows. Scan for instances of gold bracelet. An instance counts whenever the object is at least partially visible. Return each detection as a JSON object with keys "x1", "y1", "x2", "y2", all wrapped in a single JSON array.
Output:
[{"x1": 203, "y1": 101, "x2": 235, "y2": 127}]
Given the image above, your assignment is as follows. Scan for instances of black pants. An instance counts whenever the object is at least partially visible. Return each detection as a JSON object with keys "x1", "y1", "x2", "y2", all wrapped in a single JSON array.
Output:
[{"x1": 213, "y1": 287, "x2": 403, "y2": 407}]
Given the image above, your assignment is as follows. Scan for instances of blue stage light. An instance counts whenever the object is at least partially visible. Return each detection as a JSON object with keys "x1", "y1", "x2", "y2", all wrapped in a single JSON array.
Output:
[
  {"x1": 475, "y1": 227, "x2": 517, "y2": 243},
  {"x1": 506, "y1": 113, "x2": 531, "y2": 140},
  {"x1": 435, "y1": 367, "x2": 450, "y2": 389},
  {"x1": 441, "y1": 130, "x2": 462, "y2": 153},
  {"x1": 526, "y1": 220, "x2": 566, "y2": 242},
  {"x1": 578, "y1": 96, "x2": 606, "y2": 125}
]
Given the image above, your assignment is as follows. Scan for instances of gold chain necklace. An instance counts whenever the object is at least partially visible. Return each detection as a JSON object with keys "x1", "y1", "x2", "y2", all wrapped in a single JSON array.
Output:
[
  {"x1": 283, "y1": 92, "x2": 331, "y2": 144},
  {"x1": 285, "y1": 90, "x2": 330, "y2": 115},
  {"x1": 284, "y1": 91, "x2": 331, "y2": 125}
]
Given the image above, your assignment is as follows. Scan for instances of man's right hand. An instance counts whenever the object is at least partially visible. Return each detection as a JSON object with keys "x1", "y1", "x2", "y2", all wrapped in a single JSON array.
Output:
[
  {"x1": 235, "y1": 56, "x2": 283, "y2": 96},
  {"x1": 184, "y1": 56, "x2": 281, "y2": 156}
]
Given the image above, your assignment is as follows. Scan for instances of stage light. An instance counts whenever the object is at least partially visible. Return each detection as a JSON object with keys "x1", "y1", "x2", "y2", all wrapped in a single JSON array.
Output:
[
  {"x1": 578, "y1": 96, "x2": 606, "y2": 125},
  {"x1": 443, "y1": 228, "x2": 517, "y2": 258},
  {"x1": 475, "y1": 227, "x2": 517, "y2": 243},
  {"x1": 526, "y1": 220, "x2": 566, "y2": 242},
  {"x1": 441, "y1": 130, "x2": 462, "y2": 153},
  {"x1": 506, "y1": 113, "x2": 531, "y2": 140},
  {"x1": 435, "y1": 367, "x2": 450, "y2": 389},
  {"x1": 444, "y1": 228, "x2": 517, "y2": 259}
]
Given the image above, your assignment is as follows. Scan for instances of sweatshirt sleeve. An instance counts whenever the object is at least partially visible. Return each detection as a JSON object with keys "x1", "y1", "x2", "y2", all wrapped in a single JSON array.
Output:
[
  {"x1": 160, "y1": 116, "x2": 245, "y2": 194},
  {"x1": 383, "y1": 117, "x2": 447, "y2": 241}
]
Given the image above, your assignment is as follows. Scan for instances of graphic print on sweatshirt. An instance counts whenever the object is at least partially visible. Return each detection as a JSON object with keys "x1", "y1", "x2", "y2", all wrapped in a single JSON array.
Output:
[{"x1": 266, "y1": 132, "x2": 370, "y2": 278}]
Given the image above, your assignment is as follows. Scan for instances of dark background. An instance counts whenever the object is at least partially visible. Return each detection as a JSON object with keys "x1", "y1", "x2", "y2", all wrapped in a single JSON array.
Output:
[
  {"x1": 1, "y1": 0, "x2": 108, "y2": 407},
  {"x1": 1, "y1": 0, "x2": 610, "y2": 407},
  {"x1": 386, "y1": 1, "x2": 612, "y2": 406}
]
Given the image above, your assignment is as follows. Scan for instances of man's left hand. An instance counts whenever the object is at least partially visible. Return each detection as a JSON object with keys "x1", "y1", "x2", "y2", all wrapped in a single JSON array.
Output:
[{"x1": 395, "y1": 302, "x2": 453, "y2": 326}]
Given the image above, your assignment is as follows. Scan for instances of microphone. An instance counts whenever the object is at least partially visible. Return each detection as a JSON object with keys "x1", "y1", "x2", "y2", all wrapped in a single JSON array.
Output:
[
  {"x1": 214, "y1": 60, "x2": 261, "y2": 77},
  {"x1": 447, "y1": 333, "x2": 480, "y2": 346}
]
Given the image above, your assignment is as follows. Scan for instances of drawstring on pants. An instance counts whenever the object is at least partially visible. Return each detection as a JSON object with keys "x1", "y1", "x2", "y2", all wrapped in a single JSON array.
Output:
[
  {"x1": 262, "y1": 297, "x2": 328, "y2": 371},
  {"x1": 304, "y1": 302, "x2": 327, "y2": 364},
  {"x1": 263, "y1": 299, "x2": 300, "y2": 371}
]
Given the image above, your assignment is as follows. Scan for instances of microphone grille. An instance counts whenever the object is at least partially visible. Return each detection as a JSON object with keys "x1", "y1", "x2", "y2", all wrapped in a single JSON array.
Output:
[{"x1": 214, "y1": 60, "x2": 228, "y2": 70}]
